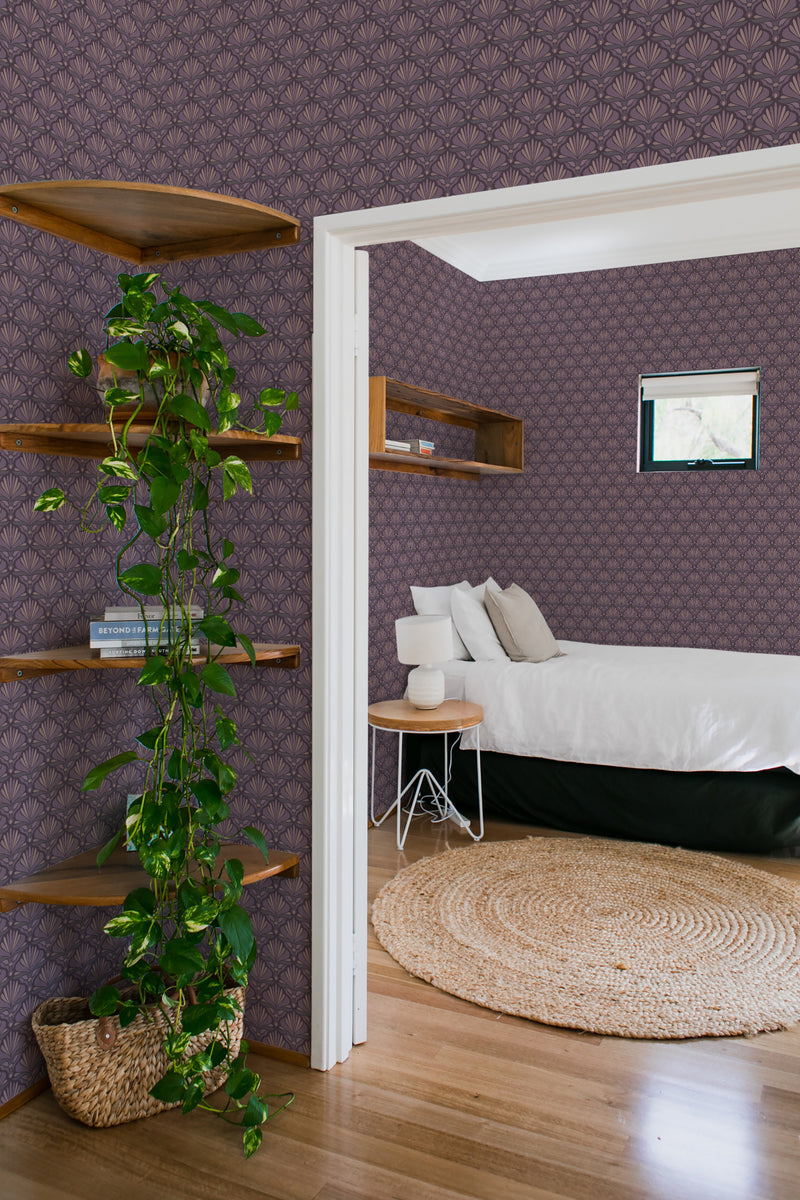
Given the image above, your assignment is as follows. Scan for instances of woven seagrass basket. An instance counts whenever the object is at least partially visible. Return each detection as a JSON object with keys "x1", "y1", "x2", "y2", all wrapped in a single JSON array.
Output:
[{"x1": 32, "y1": 985, "x2": 245, "y2": 1127}]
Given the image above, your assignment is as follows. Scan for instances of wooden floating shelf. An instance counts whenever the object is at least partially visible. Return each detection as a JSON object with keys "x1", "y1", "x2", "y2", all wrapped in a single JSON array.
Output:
[
  {"x1": 0, "y1": 843, "x2": 300, "y2": 912},
  {"x1": 369, "y1": 450, "x2": 522, "y2": 481},
  {"x1": 0, "y1": 422, "x2": 301, "y2": 463},
  {"x1": 369, "y1": 376, "x2": 523, "y2": 482},
  {"x1": 0, "y1": 181, "x2": 300, "y2": 264},
  {"x1": 0, "y1": 643, "x2": 300, "y2": 682}
]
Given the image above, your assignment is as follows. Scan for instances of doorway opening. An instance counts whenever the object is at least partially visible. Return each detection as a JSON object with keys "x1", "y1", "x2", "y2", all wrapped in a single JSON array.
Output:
[{"x1": 310, "y1": 143, "x2": 800, "y2": 1070}]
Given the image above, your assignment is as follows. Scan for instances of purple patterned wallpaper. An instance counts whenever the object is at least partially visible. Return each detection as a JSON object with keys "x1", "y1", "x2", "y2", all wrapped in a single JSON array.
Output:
[
  {"x1": 368, "y1": 245, "x2": 499, "y2": 801},
  {"x1": 369, "y1": 243, "x2": 499, "y2": 702},
  {"x1": 370, "y1": 240, "x2": 800, "y2": 669},
  {"x1": 474, "y1": 248, "x2": 800, "y2": 656},
  {"x1": 2, "y1": 0, "x2": 800, "y2": 1102}
]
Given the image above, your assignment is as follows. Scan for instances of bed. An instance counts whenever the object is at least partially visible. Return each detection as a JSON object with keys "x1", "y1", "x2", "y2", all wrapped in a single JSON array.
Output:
[{"x1": 409, "y1": 640, "x2": 800, "y2": 853}]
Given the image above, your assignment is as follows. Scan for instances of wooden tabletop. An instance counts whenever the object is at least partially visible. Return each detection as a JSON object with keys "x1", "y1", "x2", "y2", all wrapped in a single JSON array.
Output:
[{"x1": 367, "y1": 698, "x2": 483, "y2": 732}]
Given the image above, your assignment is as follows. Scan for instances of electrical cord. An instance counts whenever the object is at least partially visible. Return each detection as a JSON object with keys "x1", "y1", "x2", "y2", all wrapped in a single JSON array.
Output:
[{"x1": 402, "y1": 726, "x2": 464, "y2": 824}]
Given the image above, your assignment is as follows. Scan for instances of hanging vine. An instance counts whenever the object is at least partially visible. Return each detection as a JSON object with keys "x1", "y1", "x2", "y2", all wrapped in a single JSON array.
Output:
[{"x1": 36, "y1": 271, "x2": 298, "y2": 1156}]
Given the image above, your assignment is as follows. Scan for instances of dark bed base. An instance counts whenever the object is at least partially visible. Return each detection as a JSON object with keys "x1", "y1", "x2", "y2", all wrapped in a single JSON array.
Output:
[{"x1": 408, "y1": 735, "x2": 800, "y2": 853}]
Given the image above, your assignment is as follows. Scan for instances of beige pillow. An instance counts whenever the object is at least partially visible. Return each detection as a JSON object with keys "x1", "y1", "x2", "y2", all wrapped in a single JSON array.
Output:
[{"x1": 484, "y1": 583, "x2": 564, "y2": 663}]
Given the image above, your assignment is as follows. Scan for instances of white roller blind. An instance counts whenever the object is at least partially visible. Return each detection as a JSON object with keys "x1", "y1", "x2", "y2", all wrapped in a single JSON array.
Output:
[{"x1": 641, "y1": 370, "x2": 760, "y2": 401}]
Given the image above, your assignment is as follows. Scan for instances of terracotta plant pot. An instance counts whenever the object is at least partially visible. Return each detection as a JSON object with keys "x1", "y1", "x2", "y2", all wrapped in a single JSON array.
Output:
[{"x1": 95, "y1": 352, "x2": 210, "y2": 408}]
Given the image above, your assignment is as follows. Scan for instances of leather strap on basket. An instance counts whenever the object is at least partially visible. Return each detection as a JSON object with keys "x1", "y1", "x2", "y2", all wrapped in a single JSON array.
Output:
[
  {"x1": 92, "y1": 977, "x2": 200, "y2": 1049},
  {"x1": 95, "y1": 1017, "x2": 117, "y2": 1049}
]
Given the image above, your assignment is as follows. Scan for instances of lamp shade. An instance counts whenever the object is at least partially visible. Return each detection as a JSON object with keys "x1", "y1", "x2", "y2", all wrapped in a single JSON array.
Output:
[{"x1": 395, "y1": 615, "x2": 452, "y2": 665}]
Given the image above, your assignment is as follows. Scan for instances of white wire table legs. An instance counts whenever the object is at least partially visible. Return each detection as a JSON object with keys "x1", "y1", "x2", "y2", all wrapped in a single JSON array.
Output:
[
  {"x1": 380, "y1": 728, "x2": 484, "y2": 850},
  {"x1": 369, "y1": 724, "x2": 396, "y2": 827},
  {"x1": 474, "y1": 724, "x2": 484, "y2": 841}
]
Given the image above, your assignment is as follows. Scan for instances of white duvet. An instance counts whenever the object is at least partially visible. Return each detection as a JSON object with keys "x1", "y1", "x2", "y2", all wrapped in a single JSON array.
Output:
[{"x1": 442, "y1": 640, "x2": 800, "y2": 775}]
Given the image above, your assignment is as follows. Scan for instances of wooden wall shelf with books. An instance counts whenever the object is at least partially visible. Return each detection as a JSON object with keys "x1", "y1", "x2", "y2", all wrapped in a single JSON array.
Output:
[
  {"x1": 369, "y1": 376, "x2": 523, "y2": 482},
  {"x1": 0, "y1": 184, "x2": 305, "y2": 1087},
  {"x1": 0, "y1": 422, "x2": 301, "y2": 463},
  {"x1": 0, "y1": 843, "x2": 299, "y2": 912},
  {"x1": 0, "y1": 643, "x2": 300, "y2": 682}
]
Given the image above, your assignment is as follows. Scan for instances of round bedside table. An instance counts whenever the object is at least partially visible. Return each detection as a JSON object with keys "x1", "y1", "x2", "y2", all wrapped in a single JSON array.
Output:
[{"x1": 367, "y1": 698, "x2": 484, "y2": 849}]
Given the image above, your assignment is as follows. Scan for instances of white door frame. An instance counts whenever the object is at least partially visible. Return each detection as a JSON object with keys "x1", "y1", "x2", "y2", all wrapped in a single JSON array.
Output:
[{"x1": 309, "y1": 143, "x2": 800, "y2": 1070}]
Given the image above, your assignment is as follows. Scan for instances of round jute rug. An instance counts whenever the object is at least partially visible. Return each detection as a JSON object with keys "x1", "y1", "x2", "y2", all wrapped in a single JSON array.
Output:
[{"x1": 371, "y1": 836, "x2": 800, "y2": 1038}]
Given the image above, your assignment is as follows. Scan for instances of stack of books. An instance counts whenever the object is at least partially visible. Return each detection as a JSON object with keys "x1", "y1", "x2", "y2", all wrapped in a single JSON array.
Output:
[
  {"x1": 385, "y1": 438, "x2": 435, "y2": 456},
  {"x1": 90, "y1": 604, "x2": 205, "y2": 659}
]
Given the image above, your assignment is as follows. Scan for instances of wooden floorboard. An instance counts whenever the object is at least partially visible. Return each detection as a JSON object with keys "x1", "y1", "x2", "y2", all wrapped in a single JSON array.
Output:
[{"x1": 2, "y1": 816, "x2": 800, "y2": 1198}]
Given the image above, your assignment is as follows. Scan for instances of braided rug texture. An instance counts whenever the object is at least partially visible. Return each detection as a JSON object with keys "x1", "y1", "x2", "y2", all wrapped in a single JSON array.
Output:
[{"x1": 371, "y1": 837, "x2": 800, "y2": 1039}]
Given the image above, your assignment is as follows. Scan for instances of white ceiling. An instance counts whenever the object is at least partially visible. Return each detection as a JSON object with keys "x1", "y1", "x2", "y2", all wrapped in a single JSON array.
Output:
[{"x1": 412, "y1": 144, "x2": 800, "y2": 281}]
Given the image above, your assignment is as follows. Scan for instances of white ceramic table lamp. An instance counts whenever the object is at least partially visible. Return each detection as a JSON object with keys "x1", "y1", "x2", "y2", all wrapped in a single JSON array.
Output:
[{"x1": 395, "y1": 614, "x2": 452, "y2": 709}]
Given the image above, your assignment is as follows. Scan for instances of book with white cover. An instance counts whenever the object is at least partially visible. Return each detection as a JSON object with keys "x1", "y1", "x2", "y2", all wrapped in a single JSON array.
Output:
[
  {"x1": 99, "y1": 642, "x2": 201, "y2": 659},
  {"x1": 104, "y1": 605, "x2": 204, "y2": 619},
  {"x1": 385, "y1": 438, "x2": 434, "y2": 455}
]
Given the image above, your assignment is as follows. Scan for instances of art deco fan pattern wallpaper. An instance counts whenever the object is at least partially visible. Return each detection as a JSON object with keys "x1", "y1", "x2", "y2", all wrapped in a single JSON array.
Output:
[
  {"x1": 369, "y1": 237, "x2": 800, "y2": 701},
  {"x1": 1, "y1": 0, "x2": 800, "y2": 1100}
]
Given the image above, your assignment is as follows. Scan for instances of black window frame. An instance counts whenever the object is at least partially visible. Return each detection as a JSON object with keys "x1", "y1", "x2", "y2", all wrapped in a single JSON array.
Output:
[{"x1": 638, "y1": 368, "x2": 761, "y2": 473}]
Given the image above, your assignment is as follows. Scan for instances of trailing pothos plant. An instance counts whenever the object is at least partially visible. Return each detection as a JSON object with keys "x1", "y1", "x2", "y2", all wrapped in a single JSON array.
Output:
[{"x1": 35, "y1": 271, "x2": 298, "y2": 1156}]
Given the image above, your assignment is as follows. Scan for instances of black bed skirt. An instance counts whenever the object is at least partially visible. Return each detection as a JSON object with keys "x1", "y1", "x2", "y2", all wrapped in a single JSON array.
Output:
[{"x1": 408, "y1": 734, "x2": 800, "y2": 853}]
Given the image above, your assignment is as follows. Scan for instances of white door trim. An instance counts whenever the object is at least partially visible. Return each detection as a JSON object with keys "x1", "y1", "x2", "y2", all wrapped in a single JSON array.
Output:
[
  {"x1": 309, "y1": 143, "x2": 800, "y2": 1070},
  {"x1": 352, "y1": 248, "x2": 370, "y2": 1047},
  {"x1": 310, "y1": 227, "x2": 358, "y2": 1069}
]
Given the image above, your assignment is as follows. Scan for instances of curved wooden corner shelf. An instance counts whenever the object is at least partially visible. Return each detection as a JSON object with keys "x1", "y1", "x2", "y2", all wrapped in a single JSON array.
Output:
[
  {"x1": 0, "y1": 643, "x2": 300, "y2": 682},
  {"x1": 0, "y1": 180, "x2": 300, "y2": 264},
  {"x1": 0, "y1": 422, "x2": 301, "y2": 463},
  {"x1": 0, "y1": 843, "x2": 300, "y2": 912}
]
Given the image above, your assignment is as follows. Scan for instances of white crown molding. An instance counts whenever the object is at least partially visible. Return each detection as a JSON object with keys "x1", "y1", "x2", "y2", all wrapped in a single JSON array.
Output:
[
  {"x1": 416, "y1": 184, "x2": 800, "y2": 280},
  {"x1": 319, "y1": 143, "x2": 800, "y2": 279}
]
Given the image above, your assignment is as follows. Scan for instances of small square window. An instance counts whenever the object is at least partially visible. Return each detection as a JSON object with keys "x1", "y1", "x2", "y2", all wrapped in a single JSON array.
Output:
[{"x1": 638, "y1": 368, "x2": 760, "y2": 473}]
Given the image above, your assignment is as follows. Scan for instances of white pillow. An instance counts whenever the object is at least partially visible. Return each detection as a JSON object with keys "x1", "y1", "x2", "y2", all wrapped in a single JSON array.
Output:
[
  {"x1": 450, "y1": 578, "x2": 508, "y2": 661},
  {"x1": 410, "y1": 581, "x2": 471, "y2": 660}
]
